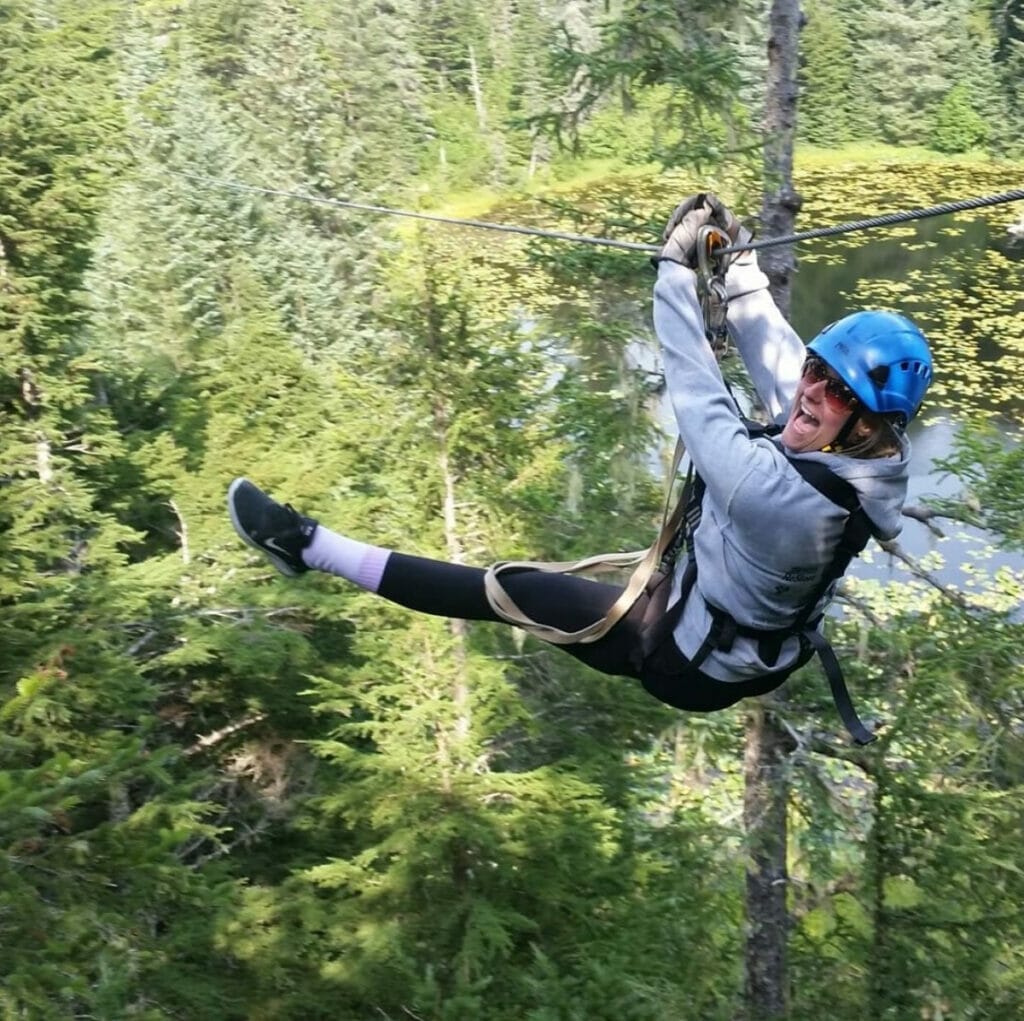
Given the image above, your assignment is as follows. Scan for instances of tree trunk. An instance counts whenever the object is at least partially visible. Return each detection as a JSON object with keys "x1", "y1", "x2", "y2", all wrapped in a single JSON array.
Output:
[
  {"x1": 743, "y1": 2, "x2": 803, "y2": 1016},
  {"x1": 36, "y1": 435, "x2": 53, "y2": 484},
  {"x1": 468, "y1": 44, "x2": 488, "y2": 132},
  {"x1": 435, "y1": 402, "x2": 471, "y2": 744},
  {"x1": 743, "y1": 703, "x2": 792, "y2": 1019},
  {"x1": 760, "y1": 0, "x2": 803, "y2": 319}
]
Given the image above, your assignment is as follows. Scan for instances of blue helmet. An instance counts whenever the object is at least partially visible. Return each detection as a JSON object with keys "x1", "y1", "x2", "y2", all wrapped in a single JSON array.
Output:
[{"x1": 807, "y1": 310, "x2": 933, "y2": 425}]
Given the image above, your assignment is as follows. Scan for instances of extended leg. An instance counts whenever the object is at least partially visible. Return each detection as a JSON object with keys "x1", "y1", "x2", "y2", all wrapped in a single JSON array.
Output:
[
  {"x1": 377, "y1": 553, "x2": 646, "y2": 679},
  {"x1": 227, "y1": 478, "x2": 645, "y2": 679}
]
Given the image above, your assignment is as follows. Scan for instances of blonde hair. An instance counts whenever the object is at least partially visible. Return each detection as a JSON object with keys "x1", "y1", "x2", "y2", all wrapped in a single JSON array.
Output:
[{"x1": 834, "y1": 410, "x2": 903, "y2": 459}]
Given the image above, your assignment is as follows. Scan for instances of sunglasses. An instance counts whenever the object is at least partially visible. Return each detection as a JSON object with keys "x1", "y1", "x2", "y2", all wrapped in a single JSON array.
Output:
[{"x1": 801, "y1": 354, "x2": 859, "y2": 413}]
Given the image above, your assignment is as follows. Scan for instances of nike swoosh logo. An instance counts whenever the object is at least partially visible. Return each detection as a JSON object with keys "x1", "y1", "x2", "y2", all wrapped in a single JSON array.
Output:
[{"x1": 264, "y1": 538, "x2": 290, "y2": 555}]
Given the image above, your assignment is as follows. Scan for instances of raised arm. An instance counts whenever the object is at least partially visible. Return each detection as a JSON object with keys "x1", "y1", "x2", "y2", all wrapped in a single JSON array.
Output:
[
  {"x1": 653, "y1": 261, "x2": 773, "y2": 509},
  {"x1": 649, "y1": 194, "x2": 782, "y2": 506},
  {"x1": 723, "y1": 251, "x2": 806, "y2": 423}
]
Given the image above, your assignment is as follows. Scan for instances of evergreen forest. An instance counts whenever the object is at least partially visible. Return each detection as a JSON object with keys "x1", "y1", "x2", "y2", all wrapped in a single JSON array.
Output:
[{"x1": 2, "y1": 1, "x2": 1024, "y2": 1018}]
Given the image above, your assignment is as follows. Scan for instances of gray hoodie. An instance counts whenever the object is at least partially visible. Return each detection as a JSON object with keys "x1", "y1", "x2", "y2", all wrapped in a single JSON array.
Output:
[{"x1": 653, "y1": 257, "x2": 910, "y2": 682}]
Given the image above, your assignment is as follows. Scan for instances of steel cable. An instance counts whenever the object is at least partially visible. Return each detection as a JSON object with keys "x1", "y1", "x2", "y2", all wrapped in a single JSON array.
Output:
[
  {"x1": 719, "y1": 188, "x2": 1024, "y2": 255},
  {"x1": 178, "y1": 172, "x2": 1024, "y2": 256}
]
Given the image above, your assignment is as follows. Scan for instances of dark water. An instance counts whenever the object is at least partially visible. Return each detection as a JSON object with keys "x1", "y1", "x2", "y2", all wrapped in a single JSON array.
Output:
[
  {"x1": 791, "y1": 216, "x2": 997, "y2": 340},
  {"x1": 789, "y1": 204, "x2": 1024, "y2": 591},
  {"x1": 868, "y1": 415, "x2": 1024, "y2": 593},
  {"x1": 630, "y1": 197, "x2": 1024, "y2": 594},
  {"x1": 505, "y1": 164, "x2": 1024, "y2": 594}
]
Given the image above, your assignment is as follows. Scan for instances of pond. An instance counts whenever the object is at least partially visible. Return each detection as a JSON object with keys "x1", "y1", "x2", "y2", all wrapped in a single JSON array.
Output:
[
  {"x1": 787, "y1": 161, "x2": 1024, "y2": 594},
  {"x1": 472, "y1": 158, "x2": 1024, "y2": 597}
]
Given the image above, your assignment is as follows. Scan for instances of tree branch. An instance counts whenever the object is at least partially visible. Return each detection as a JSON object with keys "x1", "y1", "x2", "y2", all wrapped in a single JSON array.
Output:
[
  {"x1": 834, "y1": 586, "x2": 885, "y2": 629},
  {"x1": 877, "y1": 539, "x2": 975, "y2": 612},
  {"x1": 126, "y1": 630, "x2": 158, "y2": 657},
  {"x1": 184, "y1": 713, "x2": 267, "y2": 757},
  {"x1": 900, "y1": 503, "x2": 946, "y2": 537},
  {"x1": 775, "y1": 715, "x2": 874, "y2": 773},
  {"x1": 192, "y1": 816, "x2": 273, "y2": 867}
]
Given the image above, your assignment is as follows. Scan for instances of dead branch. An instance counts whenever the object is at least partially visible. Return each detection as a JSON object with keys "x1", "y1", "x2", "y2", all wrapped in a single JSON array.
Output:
[
  {"x1": 126, "y1": 630, "x2": 158, "y2": 657},
  {"x1": 184, "y1": 713, "x2": 267, "y2": 757},
  {"x1": 834, "y1": 585, "x2": 885, "y2": 629},
  {"x1": 168, "y1": 499, "x2": 190, "y2": 564},
  {"x1": 192, "y1": 816, "x2": 273, "y2": 867},
  {"x1": 900, "y1": 503, "x2": 946, "y2": 537},
  {"x1": 775, "y1": 715, "x2": 874, "y2": 773}
]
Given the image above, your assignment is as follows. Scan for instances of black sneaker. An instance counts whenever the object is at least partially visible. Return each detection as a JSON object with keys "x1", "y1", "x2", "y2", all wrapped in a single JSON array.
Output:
[{"x1": 227, "y1": 478, "x2": 318, "y2": 577}]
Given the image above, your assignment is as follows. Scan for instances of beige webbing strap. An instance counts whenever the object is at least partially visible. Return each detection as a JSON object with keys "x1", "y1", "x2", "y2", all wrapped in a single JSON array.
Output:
[{"x1": 483, "y1": 438, "x2": 691, "y2": 645}]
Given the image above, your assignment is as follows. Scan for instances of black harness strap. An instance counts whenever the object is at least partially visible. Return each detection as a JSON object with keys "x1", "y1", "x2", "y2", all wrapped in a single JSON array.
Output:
[
  {"x1": 803, "y1": 628, "x2": 874, "y2": 746},
  {"x1": 655, "y1": 428, "x2": 882, "y2": 745},
  {"x1": 786, "y1": 458, "x2": 875, "y2": 628},
  {"x1": 785, "y1": 459, "x2": 879, "y2": 745}
]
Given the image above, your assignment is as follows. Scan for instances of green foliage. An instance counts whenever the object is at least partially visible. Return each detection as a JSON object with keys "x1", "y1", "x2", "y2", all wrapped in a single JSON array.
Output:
[
  {"x1": 991, "y1": 0, "x2": 1024, "y2": 152},
  {"x1": 799, "y1": 0, "x2": 856, "y2": 147},
  {"x1": 2, "y1": 0, "x2": 1023, "y2": 1016},
  {"x1": 578, "y1": 83, "x2": 727, "y2": 168},
  {"x1": 931, "y1": 84, "x2": 992, "y2": 154},
  {"x1": 848, "y1": 0, "x2": 967, "y2": 146},
  {"x1": 528, "y1": 0, "x2": 751, "y2": 170},
  {"x1": 932, "y1": 423, "x2": 1024, "y2": 549},
  {"x1": 785, "y1": 584, "x2": 1024, "y2": 1018}
]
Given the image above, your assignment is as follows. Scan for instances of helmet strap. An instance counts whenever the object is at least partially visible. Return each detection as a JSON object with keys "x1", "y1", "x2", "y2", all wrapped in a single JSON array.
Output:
[{"x1": 830, "y1": 407, "x2": 862, "y2": 451}]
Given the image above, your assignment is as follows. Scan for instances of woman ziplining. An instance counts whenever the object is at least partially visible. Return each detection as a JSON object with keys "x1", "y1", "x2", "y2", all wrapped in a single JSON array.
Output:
[{"x1": 227, "y1": 193, "x2": 933, "y2": 744}]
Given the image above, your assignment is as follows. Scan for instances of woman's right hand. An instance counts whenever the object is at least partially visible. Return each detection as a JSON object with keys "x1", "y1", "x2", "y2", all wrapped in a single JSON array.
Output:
[{"x1": 655, "y1": 192, "x2": 751, "y2": 267}]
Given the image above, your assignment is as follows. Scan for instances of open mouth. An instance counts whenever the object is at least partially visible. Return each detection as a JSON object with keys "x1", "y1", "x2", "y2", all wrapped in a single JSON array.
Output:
[{"x1": 793, "y1": 399, "x2": 820, "y2": 429}]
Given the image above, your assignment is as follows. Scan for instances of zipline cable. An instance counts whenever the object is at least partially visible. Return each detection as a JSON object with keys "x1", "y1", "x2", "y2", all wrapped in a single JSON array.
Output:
[
  {"x1": 178, "y1": 172, "x2": 1024, "y2": 256},
  {"x1": 177, "y1": 173, "x2": 656, "y2": 252},
  {"x1": 721, "y1": 188, "x2": 1024, "y2": 255}
]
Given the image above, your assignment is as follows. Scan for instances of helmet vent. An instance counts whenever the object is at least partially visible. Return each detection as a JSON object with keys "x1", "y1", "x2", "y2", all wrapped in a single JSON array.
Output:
[{"x1": 868, "y1": 365, "x2": 890, "y2": 387}]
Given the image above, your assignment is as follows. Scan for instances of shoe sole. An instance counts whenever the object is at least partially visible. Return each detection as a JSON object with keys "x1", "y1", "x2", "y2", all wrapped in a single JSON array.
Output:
[{"x1": 227, "y1": 477, "x2": 302, "y2": 577}]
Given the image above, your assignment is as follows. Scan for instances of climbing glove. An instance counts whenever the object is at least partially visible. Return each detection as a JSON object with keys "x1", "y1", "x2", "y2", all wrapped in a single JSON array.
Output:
[{"x1": 655, "y1": 192, "x2": 752, "y2": 269}]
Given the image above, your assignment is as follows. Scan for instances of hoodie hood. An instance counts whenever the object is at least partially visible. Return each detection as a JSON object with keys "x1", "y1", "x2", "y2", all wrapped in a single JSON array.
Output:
[{"x1": 779, "y1": 434, "x2": 910, "y2": 541}]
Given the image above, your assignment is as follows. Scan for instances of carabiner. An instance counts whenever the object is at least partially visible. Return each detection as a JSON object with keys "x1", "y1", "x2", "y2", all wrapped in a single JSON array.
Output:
[
  {"x1": 696, "y1": 225, "x2": 730, "y2": 283},
  {"x1": 696, "y1": 225, "x2": 731, "y2": 358}
]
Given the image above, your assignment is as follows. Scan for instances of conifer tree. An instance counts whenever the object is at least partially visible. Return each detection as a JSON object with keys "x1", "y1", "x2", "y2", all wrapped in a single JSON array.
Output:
[
  {"x1": 799, "y1": 0, "x2": 855, "y2": 146},
  {"x1": 61, "y1": 8, "x2": 398, "y2": 1012},
  {"x1": 994, "y1": 0, "x2": 1024, "y2": 147},
  {"x1": 532, "y1": 0, "x2": 749, "y2": 166},
  {"x1": 0, "y1": 3, "x2": 251, "y2": 1013},
  {"x1": 849, "y1": 0, "x2": 967, "y2": 145},
  {"x1": 501, "y1": 0, "x2": 562, "y2": 172},
  {"x1": 211, "y1": 231, "x2": 742, "y2": 1016},
  {"x1": 312, "y1": 0, "x2": 434, "y2": 188}
]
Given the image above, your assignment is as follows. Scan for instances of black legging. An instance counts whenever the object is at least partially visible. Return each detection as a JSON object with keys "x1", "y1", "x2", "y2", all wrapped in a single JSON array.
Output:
[
  {"x1": 381, "y1": 553, "x2": 647, "y2": 678},
  {"x1": 379, "y1": 553, "x2": 805, "y2": 712}
]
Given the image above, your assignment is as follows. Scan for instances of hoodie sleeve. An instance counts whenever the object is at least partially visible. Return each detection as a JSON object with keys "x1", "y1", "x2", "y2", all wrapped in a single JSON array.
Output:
[
  {"x1": 654, "y1": 262, "x2": 771, "y2": 509},
  {"x1": 723, "y1": 253, "x2": 806, "y2": 422}
]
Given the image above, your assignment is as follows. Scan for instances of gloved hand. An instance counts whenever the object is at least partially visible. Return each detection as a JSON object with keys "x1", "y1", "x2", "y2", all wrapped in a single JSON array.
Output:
[{"x1": 655, "y1": 192, "x2": 752, "y2": 268}]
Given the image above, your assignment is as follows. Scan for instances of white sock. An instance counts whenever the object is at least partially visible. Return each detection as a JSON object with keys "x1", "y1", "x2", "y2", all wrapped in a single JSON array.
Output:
[{"x1": 301, "y1": 526, "x2": 391, "y2": 593}]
